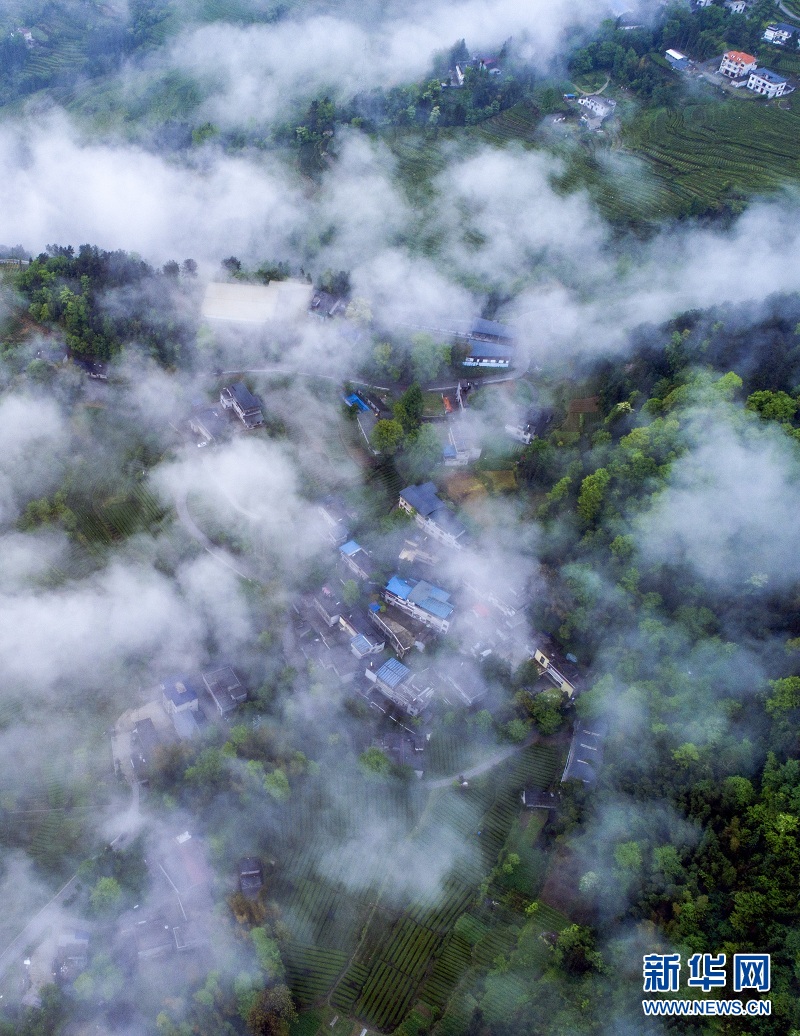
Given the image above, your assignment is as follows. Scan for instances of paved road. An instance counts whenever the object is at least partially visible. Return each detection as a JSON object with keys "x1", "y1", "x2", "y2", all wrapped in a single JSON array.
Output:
[
  {"x1": 174, "y1": 489, "x2": 256, "y2": 582},
  {"x1": 776, "y1": 3, "x2": 800, "y2": 23}
]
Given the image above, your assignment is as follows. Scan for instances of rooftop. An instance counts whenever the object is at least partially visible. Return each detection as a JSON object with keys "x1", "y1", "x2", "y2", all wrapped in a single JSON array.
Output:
[
  {"x1": 227, "y1": 382, "x2": 261, "y2": 412},
  {"x1": 385, "y1": 575, "x2": 454, "y2": 620},
  {"x1": 724, "y1": 50, "x2": 756, "y2": 62},
  {"x1": 162, "y1": 675, "x2": 200, "y2": 709},
  {"x1": 376, "y1": 658, "x2": 411, "y2": 688},
  {"x1": 751, "y1": 68, "x2": 787, "y2": 83}
]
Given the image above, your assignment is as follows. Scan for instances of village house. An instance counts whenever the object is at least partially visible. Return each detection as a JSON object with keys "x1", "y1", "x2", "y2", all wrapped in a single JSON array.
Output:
[
  {"x1": 313, "y1": 585, "x2": 344, "y2": 627},
  {"x1": 318, "y1": 495, "x2": 352, "y2": 546},
  {"x1": 202, "y1": 666, "x2": 247, "y2": 715},
  {"x1": 239, "y1": 857, "x2": 264, "y2": 896},
  {"x1": 577, "y1": 95, "x2": 617, "y2": 120},
  {"x1": 724, "y1": 0, "x2": 746, "y2": 13},
  {"x1": 463, "y1": 340, "x2": 515, "y2": 369},
  {"x1": 188, "y1": 404, "x2": 228, "y2": 445},
  {"x1": 161, "y1": 676, "x2": 200, "y2": 716},
  {"x1": 665, "y1": 49, "x2": 689, "y2": 71},
  {"x1": 220, "y1": 383, "x2": 264, "y2": 427},
  {"x1": 399, "y1": 483, "x2": 468, "y2": 550},
  {"x1": 747, "y1": 68, "x2": 789, "y2": 96},
  {"x1": 339, "y1": 540, "x2": 377, "y2": 581},
  {"x1": 762, "y1": 22, "x2": 796, "y2": 45},
  {"x1": 309, "y1": 290, "x2": 347, "y2": 318},
  {"x1": 134, "y1": 917, "x2": 173, "y2": 960},
  {"x1": 368, "y1": 602, "x2": 420, "y2": 657},
  {"x1": 521, "y1": 789, "x2": 559, "y2": 809},
  {"x1": 339, "y1": 610, "x2": 386, "y2": 658},
  {"x1": 383, "y1": 575, "x2": 455, "y2": 633},
  {"x1": 366, "y1": 658, "x2": 436, "y2": 716},
  {"x1": 533, "y1": 649, "x2": 576, "y2": 697},
  {"x1": 443, "y1": 420, "x2": 482, "y2": 466},
  {"x1": 719, "y1": 50, "x2": 757, "y2": 78},
  {"x1": 440, "y1": 660, "x2": 487, "y2": 707}
]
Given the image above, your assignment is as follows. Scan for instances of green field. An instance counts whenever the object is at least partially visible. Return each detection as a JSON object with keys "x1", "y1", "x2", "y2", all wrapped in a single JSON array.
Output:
[
  {"x1": 619, "y1": 100, "x2": 800, "y2": 217},
  {"x1": 279, "y1": 743, "x2": 564, "y2": 1032}
]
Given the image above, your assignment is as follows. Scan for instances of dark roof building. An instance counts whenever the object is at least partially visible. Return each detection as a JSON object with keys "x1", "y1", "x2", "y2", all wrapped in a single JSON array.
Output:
[
  {"x1": 313, "y1": 585, "x2": 344, "y2": 627},
  {"x1": 239, "y1": 857, "x2": 264, "y2": 895},
  {"x1": 368, "y1": 602, "x2": 419, "y2": 657},
  {"x1": 220, "y1": 383, "x2": 264, "y2": 427},
  {"x1": 130, "y1": 718, "x2": 163, "y2": 783},
  {"x1": 189, "y1": 406, "x2": 229, "y2": 444},
  {"x1": 399, "y1": 483, "x2": 467, "y2": 550},
  {"x1": 561, "y1": 722, "x2": 605, "y2": 785},
  {"x1": 522, "y1": 789, "x2": 559, "y2": 809},
  {"x1": 318, "y1": 495, "x2": 351, "y2": 546},
  {"x1": 340, "y1": 540, "x2": 376, "y2": 581},
  {"x1": 202, "y1": 666, "x2": 247, "y2": 715}
]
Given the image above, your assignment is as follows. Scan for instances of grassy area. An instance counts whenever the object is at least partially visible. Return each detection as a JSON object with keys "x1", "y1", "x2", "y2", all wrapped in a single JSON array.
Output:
[
  {"x1": 471, "y1": 101, "x2": 541, "y2": 147},
  {"x1": 618, "y1": 100, "x2": 800, "y2": 217},
  {"x1": 285, "y1": 744, "x2": 564, "y2": 1031}
]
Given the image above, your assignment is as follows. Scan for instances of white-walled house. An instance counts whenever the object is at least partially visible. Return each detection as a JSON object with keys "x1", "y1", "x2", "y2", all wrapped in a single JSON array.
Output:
[
  {"x1": 718, "y1": 50, "x2": 756, "y2": 77},
  {"x1": 746, "y1": 68, "x2": 788, "y2": 96}
]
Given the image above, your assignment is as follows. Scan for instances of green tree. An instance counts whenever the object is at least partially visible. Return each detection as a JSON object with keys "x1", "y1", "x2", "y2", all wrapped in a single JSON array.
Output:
[
  {"x1": 371, "y1": 419, "x2": 405, "y2": 455},
  {"x1": 553, "y1": 925, "x2": 603, "y2": 975},
  {"x1": 359, "y1": 747, "x2": 392, "y2": 779},
  {"x1": 394, "y1": 383, "x2": 424, "y2": 433},
  {"x1": 405, "y1": 424, "x2": 442, "y2": 478},
  {"x1": 410, "y1": 333, "x2": 450, "y2": 383},
  {"x1": 342, "y1": 579, "x2": 360, "y2": 606},
  {"x1": 577, "y1": 467, "x2": 611, "y2": 525},
  {"x1": 264, "y1": 769, "x2": 290, "y2": 801},
  {"x1": 251, "y1": 928, "x2": 285, "y2": 979},
  {"x1": 90, "y1": 875, "x2": 122, "y2": 915},
  {"x1": 246, "y1": 984, "x2": 296, "y2": 1036},
  {"x1": 746, "y1": 390, "x2": 798, "y2": 423}
]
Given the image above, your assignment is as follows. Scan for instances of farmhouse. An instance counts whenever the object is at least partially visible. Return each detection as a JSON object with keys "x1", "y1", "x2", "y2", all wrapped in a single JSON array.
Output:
[
  {"x1": 399, "y1": 483, "x2": 467, "y2": 549},
  {"x1": 239, "y1": 857, "x2": 264, "y2": 896},
  {"x1": 747, "y1": 68, "x2": 789, "y2": 96},
  {"x1": 533, "y1": 649, "x2": 576, "y2": 697},
  {"x1": 134, "y1": 917, "x2": 173, "y2": 960},
  {"x1": 577, "y1": 95, "x2": 617, "y2": 119},
  {"x1": 463, "y1": 340, "x2": 515, "y2": 368},
  {"x1": 383, "y1": 575, "x2": 454, "y2": 633},
  {"x1": 665, "y1": 49, "x2": 689, "y2": 70},
  {"x1": 368, "y1": 603, "x2": 419, "y2": 657},
  {"x1": 339, "y1": 611, "x2": 386, "y2": 658},
  {"x1": 762, "y1": 22, "x2": 796, "y2": 45},
  {"x1": 220, "y1": 383, "x2": 264, "y2": 428},
  {"x1": 161, "y1": 676, "x2": 200, "y2": 716},
  {"x1": 366, "y1": 658, "x2": 435, "y2": 716},
  {"x1": 724, "y1": 0, "x2": 746, "y2": 12},
  {"x1": 202, "y1": 666, "x2": 247, "y2": 715},
  {"x1": 313, "y1": 585, "x2": 344, "y2": 627},
  {"x1": 318, "y1": 495, "x2": 351, "y2": 546},
  {"x1": 188, "y1": 405, "x2": 228, "y2": 444},
  {"x1": 339, "y1": 540, "x2": 376, "y2": 581},
  {"x1": 719, "y1": 50, "x2": 757, "y2": 77}
]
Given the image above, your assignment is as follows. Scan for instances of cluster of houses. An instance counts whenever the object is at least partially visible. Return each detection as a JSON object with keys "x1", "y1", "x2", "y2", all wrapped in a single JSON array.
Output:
[
  {"x1": 122, "y1": 665, "x2": 248, "y2": 785},
  {"x1": 718, "y1": 50, "x2": 791, "y2": 97},
  {"x1": 291, "y1": 477, "x2": 584, "y2": 776}
]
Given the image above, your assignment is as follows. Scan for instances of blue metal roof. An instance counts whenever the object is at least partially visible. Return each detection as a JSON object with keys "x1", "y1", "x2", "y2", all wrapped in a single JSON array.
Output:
[
  {"x1": 386, "y1": 575, "x2": 413, "y2": 600},
  {"x1": 416, "y1": 596, "x2": 453, "y2": 620},
  {"x1": 162, "y1": 676, "x2": 199, "y2": 707},
  {"x1": 340, "y1": 540, "x2": 361, "y2": 556},
  {"x1": 376, "y1": 658, "x2": 411, "y2": 688},
  {"x1": 350, "y1": 634, "x2": 374, "y2": 656}
]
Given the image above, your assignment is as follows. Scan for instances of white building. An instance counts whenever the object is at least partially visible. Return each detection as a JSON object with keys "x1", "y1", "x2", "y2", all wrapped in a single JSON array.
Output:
[
  {"x1": 719, "y1": 50, "x2": 757, "y2": 77},
  {"x1": 577, "y1": 95, "x2": 617, "y2": 119},
  {"x1": 747, "y1": 68, "x2": 788, "y2": 97},
  {"x1": 724, "y1": 0, "x2": 746, "y2": 13},
  {"x1": 762, "y1": 23, "x2": 796, "y2": 45}
]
